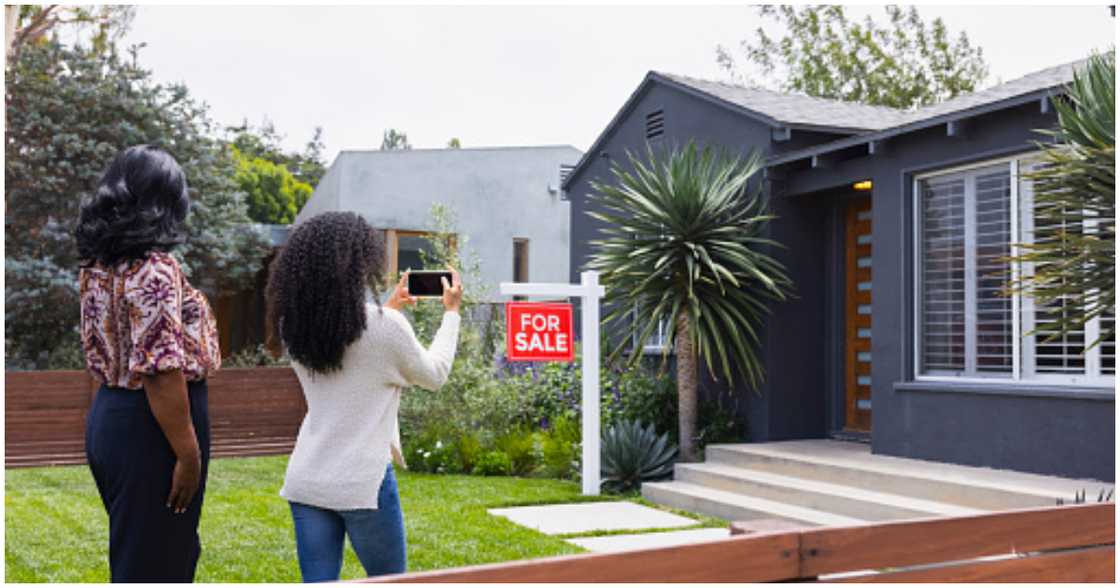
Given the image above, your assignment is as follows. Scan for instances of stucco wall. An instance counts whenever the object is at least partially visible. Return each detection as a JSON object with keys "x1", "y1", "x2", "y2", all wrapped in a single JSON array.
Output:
[
  {"x1": 298, "y1": 146, "x2": 582, "y2": 301},
  {"x1": 565, "y1": 81, "x2": 832, "y2": 443}
]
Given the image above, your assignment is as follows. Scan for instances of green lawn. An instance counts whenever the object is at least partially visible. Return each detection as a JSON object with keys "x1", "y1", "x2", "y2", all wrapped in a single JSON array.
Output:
[{"x1": 5, "y1": 455, "x2": 722, "y2": 582}]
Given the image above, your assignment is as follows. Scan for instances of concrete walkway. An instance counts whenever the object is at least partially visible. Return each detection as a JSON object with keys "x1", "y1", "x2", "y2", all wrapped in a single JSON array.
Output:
[
  {"x1": 487, "y1": 501, "x2": 726, "y2": 553},
  {"x1": 567, "y1": 527, "x2": 729, "y2": 553}
]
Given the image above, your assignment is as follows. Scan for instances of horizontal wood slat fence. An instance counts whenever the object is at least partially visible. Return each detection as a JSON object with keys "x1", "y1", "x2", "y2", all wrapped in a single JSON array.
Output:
[
  {"x1": 5, "y1": 368, "x2": 305, "y2": 468},
  {"x1": 362, "y1": 503, "x2": 1114, "y2": 583}
]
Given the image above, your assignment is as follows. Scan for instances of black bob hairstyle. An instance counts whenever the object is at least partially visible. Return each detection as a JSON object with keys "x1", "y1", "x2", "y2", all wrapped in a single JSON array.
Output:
[
  {"x1": 75, "y1": 144, "x2": 191, "y2": 266},
  {"x1": 265, "y1": 211, "x2": 387, "y2": 374}
]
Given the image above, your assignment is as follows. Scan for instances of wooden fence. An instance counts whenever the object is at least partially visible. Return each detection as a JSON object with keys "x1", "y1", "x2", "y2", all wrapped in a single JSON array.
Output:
[
  {"x1": 5, "y1": 368, "x2": 306, "y2": 468},
  {"x1": 363, "y1": 503, "x2": 1114, "y2": 583}
]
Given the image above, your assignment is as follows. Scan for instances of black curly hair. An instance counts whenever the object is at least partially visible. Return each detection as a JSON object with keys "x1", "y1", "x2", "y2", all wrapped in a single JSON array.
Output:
[
  {"x1": 75, "y1": 144, "x2": 191, "y2": 266},
  {"x1": 266, "y1": 211, "x2": 387, "y2": 374}
]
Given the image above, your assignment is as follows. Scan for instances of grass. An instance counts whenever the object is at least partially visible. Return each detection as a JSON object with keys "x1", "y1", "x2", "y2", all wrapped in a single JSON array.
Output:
[{"x1": 5, "y1": 455, "x2": 723, "y2": 582}]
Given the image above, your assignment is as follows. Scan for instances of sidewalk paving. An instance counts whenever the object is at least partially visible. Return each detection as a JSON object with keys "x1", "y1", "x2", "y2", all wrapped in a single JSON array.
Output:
[
  {"x1": 487, "y1": 501, "x2": 728, "y2": 553},
  {"x1": 566, "y1": 527, "x2": 729, "y2": 553}
]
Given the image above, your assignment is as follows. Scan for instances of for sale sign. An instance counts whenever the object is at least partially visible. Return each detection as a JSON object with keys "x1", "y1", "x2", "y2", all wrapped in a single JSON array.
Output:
[{"x1": 506, "y1": 302, "x2": 575, "y2": 362}]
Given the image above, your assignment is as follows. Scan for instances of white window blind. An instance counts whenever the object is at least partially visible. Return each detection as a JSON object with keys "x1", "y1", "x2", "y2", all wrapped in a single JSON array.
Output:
[
  {"x1": 1101, "y1": 308, "x2": 1116, "y2": 375},
  {"x1": 920, "y1": 175, "x2": 966, "y2": 373},
  {"x1": 916, "y1": 156, "x2": 1113, "y2": 387},
  {"x1": 974, "y1": 170, "x2": 1013, "y2": 374}
]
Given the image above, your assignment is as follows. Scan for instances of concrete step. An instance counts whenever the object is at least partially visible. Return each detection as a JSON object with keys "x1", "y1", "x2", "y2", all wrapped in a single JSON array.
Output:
[
  {"x1": 641, "y1": 481, "x2": 868, "y2": 527},
  {"x1": 676, "y1": 462, "x2": 985, "y2": 521},
  {"x1": 705, "y1": 441, "x2": 1104, "y2": 511}
]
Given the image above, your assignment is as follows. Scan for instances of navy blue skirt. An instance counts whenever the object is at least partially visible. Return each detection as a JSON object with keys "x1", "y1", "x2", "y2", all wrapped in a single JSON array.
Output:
[{"x1": 85, "y1": 380, "x2": 211, "y2": 582}]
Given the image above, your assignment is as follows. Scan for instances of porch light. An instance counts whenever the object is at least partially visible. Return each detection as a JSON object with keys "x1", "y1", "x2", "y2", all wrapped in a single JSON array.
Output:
[{"x1": 853, "y1": 180, "x2": 873, "y2": 191}]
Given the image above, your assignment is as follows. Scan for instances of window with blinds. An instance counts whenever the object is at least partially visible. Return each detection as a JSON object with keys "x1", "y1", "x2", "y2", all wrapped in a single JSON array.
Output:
[
  {"x1": 1101, "y1": 308, "x2": 1116, "y2": 375},
  {"x1": 919, "y1": 176, "x2": 966, "y2": 373},
  {"x1": 974, "y1": 170, "x2": 1013, "y2": 374},
  {"x1": 916, "y1": 157, "x2": 1113, "y2": 387}
]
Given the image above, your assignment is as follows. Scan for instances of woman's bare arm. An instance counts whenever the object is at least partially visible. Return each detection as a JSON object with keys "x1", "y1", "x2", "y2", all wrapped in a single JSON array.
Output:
[{"x1": 141, "y1": 368, "x2": 201, "y2": 514}]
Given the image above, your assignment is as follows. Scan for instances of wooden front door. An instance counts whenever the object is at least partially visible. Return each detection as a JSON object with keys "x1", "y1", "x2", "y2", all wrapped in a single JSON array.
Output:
[{"x1": 844, "y1": 196, "x2": 872, "y2": 432}]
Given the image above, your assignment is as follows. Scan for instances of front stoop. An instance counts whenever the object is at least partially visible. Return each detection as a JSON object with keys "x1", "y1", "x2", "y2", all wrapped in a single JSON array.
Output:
[{"x1": 642, "y1": 439, "x2": 1111, "y2": 525}]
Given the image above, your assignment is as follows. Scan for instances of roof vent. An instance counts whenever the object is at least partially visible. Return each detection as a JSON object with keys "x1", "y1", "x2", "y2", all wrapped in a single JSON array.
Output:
[{"x1": 646, "y1": 110, "x2": 665, "y2": 141}]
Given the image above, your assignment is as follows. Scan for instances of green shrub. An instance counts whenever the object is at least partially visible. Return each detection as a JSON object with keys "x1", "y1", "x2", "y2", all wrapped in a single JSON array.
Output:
[
  {"x1": 495, "y1": 427, "x2": 540, "y2": 476},
  {"x1": 540, "y1": 415, "x2": 581, "y2": 479},
  {"x1": 224, "y1": 344, "x2": 290, "y2": 368},
  {"x1": 600, "y1": 419, "x2": 677, "y2": 493},
  {"x1": 472, "y1": 451, "x2": 513, "y2": 476},
  {"x1": 455, "y1": 430, "x2": 484, "y2": 474},
  {"x1": 404, "y1": 430, "x2": 461, "y2": 474}
]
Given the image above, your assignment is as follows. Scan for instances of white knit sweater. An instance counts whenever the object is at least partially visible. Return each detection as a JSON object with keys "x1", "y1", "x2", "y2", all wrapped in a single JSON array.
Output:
[{"x1": 280, "y1": 305, "x2": 460, "y2": 510}]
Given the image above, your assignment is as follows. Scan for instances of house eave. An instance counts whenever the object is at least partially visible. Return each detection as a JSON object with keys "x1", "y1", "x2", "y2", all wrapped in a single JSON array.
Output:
[{"x1": 766, "y1": 88, "x2": 1066, "y2": 168}]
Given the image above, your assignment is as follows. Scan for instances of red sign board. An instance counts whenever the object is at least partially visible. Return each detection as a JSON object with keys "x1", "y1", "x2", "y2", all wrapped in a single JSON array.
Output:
[{"x1": 506, "y1": 302, "x2": 575, "y2": 362}]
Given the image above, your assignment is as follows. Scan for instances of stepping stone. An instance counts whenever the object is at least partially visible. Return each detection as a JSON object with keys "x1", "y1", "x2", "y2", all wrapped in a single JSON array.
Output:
[
  {"x1": 488, "y1": 501, "x2": 696, "y2": 535},
  {"x1": 567, "y1": 528, "x2": 730, "y2": 553}
]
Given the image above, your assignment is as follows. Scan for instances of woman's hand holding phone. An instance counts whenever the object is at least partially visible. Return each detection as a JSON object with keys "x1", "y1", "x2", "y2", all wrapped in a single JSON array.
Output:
[
  {"x1": 442, "y1": 267, "x2": 463, "y2": 313},
  {"x1": 385, "y1": 273, "x2": 418, "y2": 311}
]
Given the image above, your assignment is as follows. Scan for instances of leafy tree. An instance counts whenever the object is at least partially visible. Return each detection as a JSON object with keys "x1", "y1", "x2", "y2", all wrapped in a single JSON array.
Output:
[
  {"x1": 232, "y1": 146, "x2": 314, "y2": 225},
  {"x1": 447, "y1": 137, "x2": 462, "y2": 149},
  {"x1": 586, "y1": 142, "x2": 793, "y2": 461},
  {"x1": 381, "y1": 128, "x2": 412, "y2": 150},
  {"x1": 226, "y1": 120, "x2": 327, "y2": 188},
  {"x1": 299, "y1": 126, "x2": 327, "y2": 186},
  {"x1": 1008, "y1": 52, "x2": 1115, "y2": 347},
  {"x1": 5, "y1": 5, "x2": 134, "y2": 63},
  {"x1": 5, "y1": 40, "x2": 268, "y2": 369},
  {"x1": 716, "y1": 5, "x2": 988, "y2": 109}
]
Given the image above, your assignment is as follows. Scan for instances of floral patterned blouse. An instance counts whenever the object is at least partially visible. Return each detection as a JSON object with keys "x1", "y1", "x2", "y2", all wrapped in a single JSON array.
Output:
[{"x1": 80, "y1": 250, "x2": 221, "y2": 390}]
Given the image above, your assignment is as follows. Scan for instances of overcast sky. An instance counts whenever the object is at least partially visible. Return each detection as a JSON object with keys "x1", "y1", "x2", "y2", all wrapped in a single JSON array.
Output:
[{"x1": 122, "y1": 4, "x2": 1115, "y2": 164}]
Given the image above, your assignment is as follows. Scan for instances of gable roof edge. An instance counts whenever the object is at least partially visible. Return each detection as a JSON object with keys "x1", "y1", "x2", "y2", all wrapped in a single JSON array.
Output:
[{"x1": 561, "y1": 72, "x2": 868, "y2": 191}]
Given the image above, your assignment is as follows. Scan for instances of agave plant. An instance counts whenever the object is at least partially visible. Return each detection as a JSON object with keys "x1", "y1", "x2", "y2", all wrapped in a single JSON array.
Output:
[
  {"x1": 1056, "y1": 487, "x2": 1114, "y2": 506},
  {"x1": 586, "y1": 141, "x2": 793, "y2": 461},
  {"x1": 600, "y1": 419, "x2": 678, "y2": 493},
  {"x1": 1008, "y1": 52, "x2": 1115, "y2": 347}
]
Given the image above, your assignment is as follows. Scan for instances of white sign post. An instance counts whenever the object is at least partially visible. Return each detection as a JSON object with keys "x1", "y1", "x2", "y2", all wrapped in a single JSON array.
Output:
[{"x1": 500, "y1": 270, "x2": 605, "y2": 495}]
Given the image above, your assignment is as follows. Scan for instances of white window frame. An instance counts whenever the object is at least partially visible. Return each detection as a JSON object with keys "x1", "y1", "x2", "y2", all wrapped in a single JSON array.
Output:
[
  {"x1": 630, "y1": 305, "x2": 670, "y2": 354},
  {"x1": 642, "y1": 317, "x2": 669, "y2": 353},
  {"x1": 913, "y1": 153, "x2": 1114, "y2": 388}
]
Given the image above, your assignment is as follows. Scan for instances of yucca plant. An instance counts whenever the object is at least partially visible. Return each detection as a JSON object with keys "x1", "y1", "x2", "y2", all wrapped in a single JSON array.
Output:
[
  {"x1": 1008, "y1": 51, "x2": 1115, "y2": 347},
  {"x1": 586, "y1": 141, "x2": 793, "y2": 461},
  {"x1": 600, "y1": 420, "x2": 677, "y2": 493}
]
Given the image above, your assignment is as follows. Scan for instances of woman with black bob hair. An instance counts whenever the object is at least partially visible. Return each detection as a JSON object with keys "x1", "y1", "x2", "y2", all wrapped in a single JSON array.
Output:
[
  {"x1": 76, "y1": 144, "x2": 220, "y2": 582},
  {"x1": 267, "y1": 211, "x2": 462, "y2": 582}
]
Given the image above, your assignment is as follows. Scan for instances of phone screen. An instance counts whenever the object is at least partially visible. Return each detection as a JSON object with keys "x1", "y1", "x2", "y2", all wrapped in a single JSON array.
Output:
[{"x1": 407, "y1": 271, "x2": 451, "y2": 297}]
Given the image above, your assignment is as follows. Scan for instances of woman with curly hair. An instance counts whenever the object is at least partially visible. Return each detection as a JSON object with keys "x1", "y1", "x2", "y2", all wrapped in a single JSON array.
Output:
[
  {"x1": 266, "y1": 211, "x2": 462, "y2": 582},
  {"x1": 75, "y1": 144, "x2": 219, "y2": 581}
]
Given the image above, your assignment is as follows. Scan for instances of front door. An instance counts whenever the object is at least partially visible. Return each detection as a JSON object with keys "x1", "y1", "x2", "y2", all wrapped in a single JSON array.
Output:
[{"x1": 844, "y1": 196, "x2": 872, "y2": 432}]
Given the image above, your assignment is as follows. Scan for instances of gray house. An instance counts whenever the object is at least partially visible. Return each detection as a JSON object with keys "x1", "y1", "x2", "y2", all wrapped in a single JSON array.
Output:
[
  {"x1": 564, "y1": 58, "x2": 1114, "y2": 483},
  {"x1": 297, "y1": 145, "x2": 583, "y2": 300}
]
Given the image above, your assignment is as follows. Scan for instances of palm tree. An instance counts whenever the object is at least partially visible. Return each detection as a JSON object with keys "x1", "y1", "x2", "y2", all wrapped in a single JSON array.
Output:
[
  {"x1": 1009, "y1": 51, "x2": 1115, "y2": 347},
  {"x1": 586, "y1": 142, "x2": 793, "y2": 461}
]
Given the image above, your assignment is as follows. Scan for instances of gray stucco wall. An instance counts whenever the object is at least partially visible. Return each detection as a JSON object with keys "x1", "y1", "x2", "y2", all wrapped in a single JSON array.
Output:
[
  {"x1": 781, "y1": 101, "x2": 1114, "y2": 481},
  {"x1": 298, "y1": 146, "x2": 582, "y2": 301},
  {"x1": 566, "y1": 81, "x2": 831, "y2": 444}
]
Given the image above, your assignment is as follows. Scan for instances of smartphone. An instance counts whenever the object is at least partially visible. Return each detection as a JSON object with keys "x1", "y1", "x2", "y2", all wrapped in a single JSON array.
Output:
[{"x1": 407, "y1": 270, "x2": 452, "y2": 298}]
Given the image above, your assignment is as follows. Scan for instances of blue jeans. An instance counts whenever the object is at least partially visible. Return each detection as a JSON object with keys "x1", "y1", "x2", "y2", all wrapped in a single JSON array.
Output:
[{"x1": 289, "y1": 465, "x2": 406, "y2": 582}]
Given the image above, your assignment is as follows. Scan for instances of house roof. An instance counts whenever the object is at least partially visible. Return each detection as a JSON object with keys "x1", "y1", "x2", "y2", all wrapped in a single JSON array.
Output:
[
  {"x1": 295, "y1": 144, "x2": 583, "y2": 226},
  {"x1": 562, "y1": 57, "x2": 1089, "y2": 189},
  {"x1": 766, "y1": 57, "x2": 1088, "y2": 166},
  {"x1": 655, "y1": 72, "x2": 913, "y2": 132}
]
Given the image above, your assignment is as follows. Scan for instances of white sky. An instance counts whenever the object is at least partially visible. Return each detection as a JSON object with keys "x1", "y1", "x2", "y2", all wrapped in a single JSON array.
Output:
[{"x1": 121, "y1": 4, "x2": 1116, "y2": 164}]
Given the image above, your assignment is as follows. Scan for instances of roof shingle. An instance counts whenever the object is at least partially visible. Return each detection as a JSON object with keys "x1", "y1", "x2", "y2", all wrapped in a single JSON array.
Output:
[{"x1": 657, "y1": 57, "x2": 1088, "y2": 135}]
